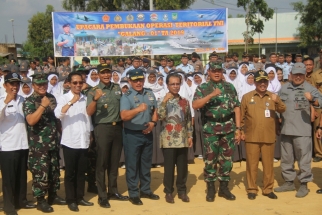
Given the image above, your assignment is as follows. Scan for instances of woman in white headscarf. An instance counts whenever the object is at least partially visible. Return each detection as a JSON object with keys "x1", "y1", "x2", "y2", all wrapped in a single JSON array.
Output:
[
  {"x1": 239, "y1": 72, "x2": 256, "y2": 101},
  {"x1": 174, "y1": 71, "x2": 193, "y2": 101},
  {"x1": 144, "y1": 69, "x2": 166, "y2": 101},
  {"x1": 266, "y1": 66, "x2": 281, "y2": 94},
  {"x1": 191, "y1": 72, "x2": 206, "y2": 94},
  {"x1": 47, "y1": 73, "x2": 62, "y2": 98},
  {"x1": 225, "y1": 67, "x2": 240, "y2": 91},
  {"x1": 18, "y1": 77, "x2": 33, "y2": 99},
  {"x1": 237, "y1": 63, "x2": 249, "y2": 84},
  {"x1": 86, "y1": 68, "x2": 100, "y2": 87},
  {"x1": 111, "y1": 70, "x2": 121, "y2": 84}
]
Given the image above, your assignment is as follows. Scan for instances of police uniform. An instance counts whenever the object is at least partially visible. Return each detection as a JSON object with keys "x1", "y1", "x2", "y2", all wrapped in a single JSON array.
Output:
[
  {"x1": 23, "y1": 73, "x2": 66, "y2": 212},
  {"x1": 188, "y1": 52, "x2": 204, "y2": 72},
  {"x1": 120, "y1": 69, "x2": 159, "y2": 203},
  {"x1": 253, "y1": 54, "x2": 264, "y2": 71},
  {"x1": 241, "y1": 70, "x2": 286, "y2": 199},
  {"x1": 193, "y1": 62, "x2": 240, "y2": 201},
  {"x1": 86, "y1": 64, "x2": 127, "y2": 204},
  {"x1": 275, "y1": 63, "x2": 322, "y2": 197},
  {"x1": 112, "y1": 58, "x2": 126, "y2": 74},
  {"x1": 57, "y1": 24, "x2": 76, "y2": 56}
]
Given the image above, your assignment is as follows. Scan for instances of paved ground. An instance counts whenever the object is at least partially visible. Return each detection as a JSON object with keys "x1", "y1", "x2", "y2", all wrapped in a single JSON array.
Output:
[{"x1": 1, "y1": 158, "x2": 321, "y2": 215}]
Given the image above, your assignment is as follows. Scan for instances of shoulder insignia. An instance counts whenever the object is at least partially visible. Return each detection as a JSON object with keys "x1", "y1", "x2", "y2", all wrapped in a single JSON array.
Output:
[
  {"x1": 91, "y1": 86, "x2": 98, "y2": 91},
  {"x1": 126, "y1": 90, "x2": 132, "y2": 96},
  {"x1": 144, "y1": 87, "x2": 152, "y2": 91}
]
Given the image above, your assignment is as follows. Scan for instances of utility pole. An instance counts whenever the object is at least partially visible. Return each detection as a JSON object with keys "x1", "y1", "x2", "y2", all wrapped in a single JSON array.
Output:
[
  {"x1": 9, "y1": 19, "x2": 15, "y2": 44},
  {"x1": 245, "y1": 4, "x2": 249, "y2": 53},
  {"x1": 150, "y1": 0, "x2": 154, "y2": 65},
  {"x1": 275, "y1": 8, "x2": 277, "y2": 53},
  {"x1": 258, "y1": 13, "x2": 261, "y2": 56}
]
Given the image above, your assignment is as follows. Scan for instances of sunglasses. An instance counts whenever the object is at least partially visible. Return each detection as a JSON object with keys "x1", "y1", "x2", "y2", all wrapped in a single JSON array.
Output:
[
  {"x1": 168, "y1": 83, "x2": 180, "y2": 87},
  {"x1": 71, "y1": 81, "x2": 83, "y2": 85}
]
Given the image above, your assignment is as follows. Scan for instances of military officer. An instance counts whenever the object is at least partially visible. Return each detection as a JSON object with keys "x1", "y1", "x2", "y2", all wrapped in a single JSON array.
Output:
[
  {"x1": 192, "y1": 62, "x2": 241, "y2": 202},
  {"x1": 122, "y1": 57, "x2": 143, "y2": 78},
  {"x1": 204, "y1": 52, "x2": 219, "y2": 74},
  {"x1": 232, "y1": 52, "x2": 241, "y2": 66},
  {"x1": 81, "y1": 57, "x2": 92, "y2": 70},
  {"x1": 188, "y1": 52, "x2": 204, "y2": 73},
  {"x1": 56, "y1": 23, "x2": 76, "y2": 56},
  {"x1": 120, "y1": 69, "x2": 159, "y2": 205},
  {"x1": 167, "y1": 58, "x2": 176, "y2": 70},
  {"x1": 112, "y1": 58, "x2": 126, "y2": 74},
  {"x1": 142, "y1": 58, "x2": 151, "y2": 72},
  {"x1": 260, "y1": 54, "x2": 267, "y2": 65},
  {"x1": 86, "y1": 64, "x2": 128, "y2": 208},
  {"x1": 176, "y1": 53, "x2": 194, "y2": 74},
  {"x1": 275, "y1": 63, "x2": 322, "y2": 198},
  {"x1": 23, "y1": 73, "x2": 66, "y2": 213},
  {"x1": 159, "y1": 56, "x2": 170, "y2": 77},
  {"x1": 253, "y1": 54, "x2": 264, "y2": 71}
]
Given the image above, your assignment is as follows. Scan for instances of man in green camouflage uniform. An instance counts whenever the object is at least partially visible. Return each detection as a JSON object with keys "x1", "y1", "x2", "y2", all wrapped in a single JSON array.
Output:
[
  {"x1": 192, "y1": 62, "x2": 241, "y2": 202},
  {"x1": 23, "y1": 73, "x2": 66, "y2": 213}
]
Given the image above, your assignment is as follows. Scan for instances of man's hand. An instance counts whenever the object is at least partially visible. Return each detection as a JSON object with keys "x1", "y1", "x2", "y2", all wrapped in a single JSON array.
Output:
[
  {"x1": 209, "y1": 88, "x2": 221, "y2": 98},
  {"x1": 94, "y1": 89, "x2": 104, "y2": 101},
  {"x1": 142, "y1": 122, "x2": 154, "y2": 134},
  {"x1": 188, "y1": 137, "x2": 193, "y2": 148},
  {"x1": 271, "y1": 94, "x2": 278, "y2": 103},
  {"x1": 235, "y1": 130, "x2": 241, "y2": 145},
  {"x1": 241, "y1": 131, "x2": 245, "y2": 141},
  {"x1": 41, "y1": 96, "x2": 50, "y2": 108},
  {"x1": 163, "y1": 93, "x2": 173, "y2": 103},
  {"x1": 137, "y1": 103, "x2": 148, "y2": 112},
  {"x1": 304, "y1": 92, "x2": 313, "y2": 101},
  {"x1": 316, "y1": 128, "x2": 322, "y2": 139},
  {"x1": 64, "y1": 40, "x2": 69, "y2": 44},
  {"x1": 4, "y1": 92, "x2": 15, "y2": 104},
  {"x1": 70, "y1": 94, "x2": 80, "y2": 104}
]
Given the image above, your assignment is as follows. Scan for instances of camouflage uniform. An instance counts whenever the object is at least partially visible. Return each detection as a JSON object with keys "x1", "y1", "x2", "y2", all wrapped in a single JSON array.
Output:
[
  {"x1": 193, "y1": 81, "x2": 240, "y2": 182},
  {"x1": 23, "y1": 92, "x2": 60, "y2": 197}
]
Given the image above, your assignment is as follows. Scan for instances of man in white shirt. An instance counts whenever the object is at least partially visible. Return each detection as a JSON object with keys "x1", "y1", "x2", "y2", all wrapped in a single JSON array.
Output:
[
  {"x1": 54, "y1": 72, "x2": 94, "y2": 212},
  {"x1": 159, "y1": 56, "x2": 171, "y2": 77},
  {"x1": 90, "y1": 46, "x2": 98, "y2": 56},
  {"x1": 28, "y1": 61, "x2": 37, "y2": 78},
  {"x1": 176, "y1": 53, "x2": 194, "y2": 73},
  {"x1": 0, "y1": 65, "x2": 12, "y2": 97},
  {"x1": 0, "y1": 73, "x2": 36, "y2": 215}
]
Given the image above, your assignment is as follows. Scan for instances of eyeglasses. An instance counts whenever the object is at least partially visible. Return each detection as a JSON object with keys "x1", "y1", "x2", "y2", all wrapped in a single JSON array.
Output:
[
  {"x1": 168, "y1": 83, "x2": 180, "y2": 86},
  {"x1": 131, "y1": 79, "x2": 144, "y2": 83},
  {"x1": 71, "y1": 81, "x2": 83, "y2": 85}
]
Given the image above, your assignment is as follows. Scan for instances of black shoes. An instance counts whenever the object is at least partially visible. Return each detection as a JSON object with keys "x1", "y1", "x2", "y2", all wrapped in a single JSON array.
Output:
[
  {"x1": 247, "y1": 193, "x2": 256, "y2": 200},
  {"x1": 108, "y1": 193, "x2": 129, "y2": 201},
  {"x1": 263, "y1": 192, "x2": 278, "y2": 199},
  {"x1": 218, "y1": 181, "x2": 236, "y2": 200},
  {"x1": 206, "y1": 182, "x2": 215, "y2": 202},
  {"x1": 140, "y1": 192, "x2": 160, "y2": 200},
  {"x1": 4, "y1": 212, "x2": 18, "y2": 215},
  {"x1": 37, "y1": 197, "x2": 54, "y2": 213},
  {"x1": 47, "y1": 194, "x2": 67, "y2": 205},
  {"x1": 317, "y1": 189, "x2": 322, "y2": 194},
  {"x1": 15, "y1": 200, "x2": 36, "y2": 209},
  {"x1": 98, "y1": 198, "x2": 111, "y2": 208},
  {"x1": 313, "y1": 157, "x2": 322, "y2": 162},
  {"x1": 68, "y1": 203, "x2": 79, "y2": 212},
  {"x1": 129, "y1": 197, "x2": 143, "y2": 205},
  {"x1": 77, "y1": 199, "x2": 94, "y2": 206}
]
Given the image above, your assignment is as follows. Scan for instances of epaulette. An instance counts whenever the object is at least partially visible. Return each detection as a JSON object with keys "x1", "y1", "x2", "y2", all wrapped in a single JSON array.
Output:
[
  {"x1": 91, "y1": 86, "x2": 98, "y2": 91},
  {"x1": 144, "y1": 87, "x2": 152, "y2": 91},
  {"x1": 126, "y1": 90, "x2": 132, "y2": 96}
]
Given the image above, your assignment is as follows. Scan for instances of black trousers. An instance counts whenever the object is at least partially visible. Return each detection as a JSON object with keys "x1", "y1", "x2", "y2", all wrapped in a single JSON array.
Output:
[
  {"x1": 62, "y1": 145, "x2": 88, "y2": 204},
  {"x1": 95, "y1": 124, "x2": 123, "y2": 199},
  {"x1": 162, "y1": 147, "x2": 188, "y2": 194},
  {"x1": 0, "y1": 149, "x2": 28, "y2": 213}
]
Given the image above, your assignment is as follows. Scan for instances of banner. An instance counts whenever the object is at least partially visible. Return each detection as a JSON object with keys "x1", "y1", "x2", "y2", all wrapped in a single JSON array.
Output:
[{"x1": 52, "y1": 9, "x2": 228, "y2": 57}]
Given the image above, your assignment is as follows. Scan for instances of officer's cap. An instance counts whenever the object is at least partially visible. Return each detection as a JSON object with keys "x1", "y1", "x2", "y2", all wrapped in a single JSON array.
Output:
[
  {"x1": 254, "y1": 70, "x2": 269, "y2": 82},
  {"x1": 1, "y1": 64, "x2": 11, "y2": 72},
  {"x1": 181, "y1": 53, "x2": 188, "y2": 58},
  {"x1": 82, "y1": 57, "x2": 90, "y2": 62},
  {"x1": 295, "y1": 53, "x2": 303, "y2": 58},
  {"x1": 210, "y1": 51, "x2": 218, "y2": 57},
  {"x1": 132, "y1": 56, "x2": 141, "y2": 61},
  {"x1": 4, "y1": 72, "x2": 21, "y2": 83},
  {"x1": 11, "y1": 65, "x2": 20, "y2": 73},
  {"x1": 97, "y1": 64, "x2": 112, "y2": 73},
  {"x1": 63, "y1": 23, "x2": 70, "y2": 28},
  {"x1": 232, "y1": 52, "x2": 239, "y2": 57},
  {"x1": 128, "y1": 69, "x2": 145, "y2": 80},
  {"x1": 291, "y1": 63, "x2": 306, "y2": 75},
  {"x1": 242, "y1": 53, "x2": 249, "y2": 58},
  {"x1": 19, "y1": 61, "x2": 29, "y2": 72},
  {"x1": 208, "y1": 62, "x2": 223, "y2": 71},
  {"x1": 31, "y1": 73, "x2": 48, "y2": 84},
  {"x1": 21, "y1": 77, "x2": 32, "y2": 84}
]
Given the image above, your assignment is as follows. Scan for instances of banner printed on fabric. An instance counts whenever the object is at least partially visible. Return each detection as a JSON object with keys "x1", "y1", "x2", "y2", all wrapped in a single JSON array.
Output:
[{"x1": 52, "y1": 9, "x2": 228, "y2": 57}]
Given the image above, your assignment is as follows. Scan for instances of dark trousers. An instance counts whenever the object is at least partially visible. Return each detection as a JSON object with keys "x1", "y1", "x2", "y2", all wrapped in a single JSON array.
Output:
[
  {"x1": 62, "y1": 47, "x2": 74, "y2": 56},
  {"x1": 63, "y1": 145, "x2": 88, "y2": 204},
  {"x1": 123, "y1": 128, "x2": 153, "y2": 198},
  {"x1": 162, "y1": 148, "x2": 188, "y2": 194},
  {"x1": 95, "y1": 124, "x2": 123, "y2": 199},
  {"x1": 0, "y1": 149, "x2": 28, "y2": 213}
]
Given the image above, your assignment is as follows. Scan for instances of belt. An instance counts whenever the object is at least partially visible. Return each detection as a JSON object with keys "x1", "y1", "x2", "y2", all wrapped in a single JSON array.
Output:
[
  {"x1": 206, "y1": 115, "x2": 233, "y2": 123},
  {"x1": 62, "y1": 46, "x2": 74, "y2": 49},
  {"x1": 103, "y1": 121, "x2": 122, "y2": 126}
]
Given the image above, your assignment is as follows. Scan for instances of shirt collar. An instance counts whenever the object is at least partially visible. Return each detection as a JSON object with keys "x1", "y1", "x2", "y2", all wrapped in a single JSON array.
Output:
[
  {"x1": 133, "y1": 88, "x2": 147, "y2": 95},
  {"x1": 252, "y1": 90, "x2": 270, "y2": 97},
  {"x1": 67, "y1": 90, "x2": 84, "y2": 101},
  {"x1": 98, "y1": 81, "x2": 113, "y2": 89}
]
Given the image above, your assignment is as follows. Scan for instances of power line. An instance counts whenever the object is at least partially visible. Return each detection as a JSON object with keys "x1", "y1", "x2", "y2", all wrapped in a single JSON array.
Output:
[{"x1": 202, "y1": 0, "x2": 244, "y2": 12}]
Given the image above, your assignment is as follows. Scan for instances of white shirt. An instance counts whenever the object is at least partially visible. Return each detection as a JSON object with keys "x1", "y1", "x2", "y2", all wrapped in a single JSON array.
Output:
[
  {"x1": 0, "y1": 94, "x2": 29, "y2": 151},
  {"x1": 176, "y1": 64, "x2": 194, "y2": 73},
  {"x1": 54, "y1": 91, "x2": 93, "y2": 149},
  {"x1": 28, "y1": 69, "x2": 35, "y2": 78},
  {"x1": 91, "y1": 49, "x2": 98, "y2": 56},
  {"x1": 0, "y1": 77, "x2": 5, "y2": 97}
]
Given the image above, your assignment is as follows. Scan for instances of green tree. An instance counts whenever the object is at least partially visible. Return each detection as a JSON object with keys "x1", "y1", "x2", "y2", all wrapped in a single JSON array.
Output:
[
  {"x1": 62, "y1": 0, "x2": 195, "y2": 11},
  {"x1": 237, "y1": 0, "x2": 274, "y2": 52},
  {"x1": 228, "y1": 14, "x2": 233, "y2": 18},
  {"x1": 291, "y1": 0, "x2": 322, "y2": 47},
  {"x1": 27, "y1": 5, "x2": 54, "y2": 58},
  {"x1": 236, "y1": 14, "x2": 245, "y2": 18}
]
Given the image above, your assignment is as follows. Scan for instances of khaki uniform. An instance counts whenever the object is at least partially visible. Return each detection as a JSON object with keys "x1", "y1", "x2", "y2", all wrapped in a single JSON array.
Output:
[
  {"x1": 188, "y1": 59, "x2": 203, "y2": 72},
  {"x1": 253, "y1": 62, "x2": 264, "y2": 71},
  {"x1": 310, "y1": 69, "x2": 322, "y2": 158},
  {"x1": 241, "y1": 90, "x2": 286, "y2": 194},
  {"x1": 112, "y1": 65, "x2": 125, "y2": 74}
]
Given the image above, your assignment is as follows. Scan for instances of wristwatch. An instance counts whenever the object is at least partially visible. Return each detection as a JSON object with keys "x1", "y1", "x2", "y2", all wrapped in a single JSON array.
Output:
[
  {"x1": 151, "y1": 121, "x2": 157, "y2": 127},
  {"x1": 67, "y1": 101, "x2": 73, "y2": 106}
]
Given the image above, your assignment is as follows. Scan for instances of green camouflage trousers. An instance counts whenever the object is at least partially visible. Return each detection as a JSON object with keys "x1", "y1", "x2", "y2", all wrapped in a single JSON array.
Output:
[
  {"x1": 86, "y1": 142, "x2": 97, "y2": 185},
  {"x1": 28, "y1": 150, "x2": 60, "y2": 197},
  {"x1": 203, "y1": 132, "x2": 235, "y2": 182}
]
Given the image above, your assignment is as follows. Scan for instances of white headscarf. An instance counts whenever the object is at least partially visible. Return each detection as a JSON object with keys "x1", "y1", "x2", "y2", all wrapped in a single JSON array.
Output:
[
  {"x1": 47, "y1": 74, "x2": 62, "y2": 98},
  {"x1": 144, "y1": 72, "x2": 166, "y2": 100},
  {"x1": 111, "y1": 71, "x2": 121, "y2": 84},
  {"x1": 18, "y1": 82, "x2": 33, "y2": 98},
  {"x1": 190, "y1": 73, "x2": 206, "y2": 94},
  {"x1": 175, "y1": 72, "x2": 193, "y2": 100},
  {"x1": 120, "y1": 81, "x2": 130, "y2": 94},
  {"x1": 239, "y1": 72, "x2": 256, "y2": 101},
  {"x1": 266, "y1": 67, "x2": 281, "y2": 94},
  {"x1": 224, "y1": 68, "x2": 240, "y2": 92},
  {"x1": 86, "y1": 69, "x2": 100, "y2": 87}
]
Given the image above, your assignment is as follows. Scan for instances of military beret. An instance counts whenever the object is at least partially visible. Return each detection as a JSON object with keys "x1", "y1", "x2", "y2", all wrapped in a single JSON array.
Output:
[
  {"x1": 128, "y1": 69, "x2": 145, "y2": 80},
  {"x1": 254, "y1": 70, "x2": 269, "y2": 82},
  {"x1": 31, "y1": 73, "x2": 48, "y2": 84},
  {"x1": 4, "y1": 72, "x2": 21, "y2": 83}
]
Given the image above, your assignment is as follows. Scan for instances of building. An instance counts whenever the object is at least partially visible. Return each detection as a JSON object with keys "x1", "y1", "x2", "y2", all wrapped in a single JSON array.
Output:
[{"x1": 0, "y1": 43, "x2": 21, "y2": 60}]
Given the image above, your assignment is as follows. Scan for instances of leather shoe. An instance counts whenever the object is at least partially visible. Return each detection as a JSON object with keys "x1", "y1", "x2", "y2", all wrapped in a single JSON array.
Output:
[
  {"x1": 37, "y1": 199, "x2": 54, "y2": 213},
  {"x1": 263, "y1": 192, "x2": 278, "y2": 199},
  {"x1": 317, "y1": 189, "x2": 322, "y2": 194},
  {"x1": 313, "y1": 157, "x2": 322, "y2": 162},
  {"x1": 47, "y1": 195, "x2": 67, "y2": 205},
  {"x1": 178, "y1": 193, "x2": 190, "y2": 202},
  {"x1": 4, "y1": 212, "x2": 18, "y2": 215},
  {"x1": 98, "y1": 198, "x2": 110, "y2": 208},
  {"x1": 68, "y1": 203, "x2": 79, "y2": 212},
  {"x1": 15, "y1": 200, "x2": 36, "y2": 209},
  {"x1": 108, "y1": 193, "x2": 129, "y2": 201},
  {"x1": 165, "y1": 193, "x2": 174, "y2": 204},
  {"x1": 247, "y1": 193, "x2": 256, "y2": 200},
  {"x1": 129, "y1": 197, "x2": 143, "y2": 205},
  {"x1": 77, "y1": 199, "x2": 94, "y2": 206},
  {"x1": 140, "y1": 192, "x2": 160, "y2": 200}
]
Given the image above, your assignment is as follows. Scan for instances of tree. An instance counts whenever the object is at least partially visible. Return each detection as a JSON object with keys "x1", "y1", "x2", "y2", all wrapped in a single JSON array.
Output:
[
  {"x1": 27, "y1": 5, "x2": 54, "y2": 58},
  {"x1": 236, "y1": 14, "x2": 245, "y2": 18},
  {"x1": 292, "y1": 0, "x2": 322, "y2": 47},
  {"x1": 228, "y1": 14, "x2": 233, "y2": 18},
  {"x1": 237, "y1": 0, "x2": 274, "y2": 52},
  {"x1": 62, "y1": 0, "x2": 195, "y2": 11}
]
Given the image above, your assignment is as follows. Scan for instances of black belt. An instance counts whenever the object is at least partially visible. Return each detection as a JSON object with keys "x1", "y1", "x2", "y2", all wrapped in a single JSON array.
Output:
[
  {"x1": 62, "y1": 47, "x2": 74, "y2": 49},
  {"x1": 103, "y1": 121, "x2": 122, "y2": 126},
  {"x1": 206, "y1": 115, "x2": 233, "y2": 123}
]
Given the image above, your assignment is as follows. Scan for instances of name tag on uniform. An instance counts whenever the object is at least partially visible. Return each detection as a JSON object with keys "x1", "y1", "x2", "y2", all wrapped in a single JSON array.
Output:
[
  {"x1": 115, "y1": 91, "x2": 121, "y2": 95},
  {"x1": 148, "y1": 96, "x2": 154, "y2": 101},
  {"x1": 265, "y1": 110, "x2": 270, "y2": 118}
]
